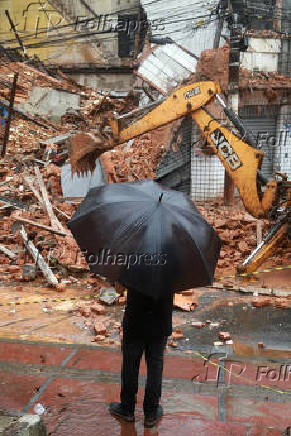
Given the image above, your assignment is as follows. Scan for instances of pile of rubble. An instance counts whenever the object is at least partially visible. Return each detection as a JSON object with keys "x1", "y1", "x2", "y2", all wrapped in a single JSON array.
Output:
[
  {"x1": 0, "y1": 61, "x2": 85, "y2": 104},
  {"x1": 196, "y1": 42, "x2": 230, "y2": 92},
  {"x1": 101, "y1": 123, "x2": 175, "y2": 182},
  {"x1": 0, "y1": 58, "x2": 288, "y2": 294},
  {"x1": 0, "y1": 58, "x2": 179, "y2": 294},
  {"x1": 198, "y1": 201, "x2": 290, "y2": 274},
  {"x1": 0, "y1": 60, "x2": 138, "y2": 288},
  {"x1": 240, "y1": 68, "x2": 291, "y2": 93}
]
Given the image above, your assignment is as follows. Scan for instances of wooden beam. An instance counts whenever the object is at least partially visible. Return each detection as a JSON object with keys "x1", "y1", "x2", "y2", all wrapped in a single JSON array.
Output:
[
  {"x1": 23, "y1": 175, "x2": 43, "y2": 205},
  {"x1": 14, "y1": 216, "x2": 67, "y2": 236},
  {"x1": 0, "y1": 244, "x2": 16, "y2": 260},
  {"x1": 19, "y1": 225, "x2": 58, "y2": 286},
  {"x1": 34, "y1": 166, "x2": 68, "y2": 234},
  {"x1": 23, "y1": 175, "x2": 70, "y2": 220}
]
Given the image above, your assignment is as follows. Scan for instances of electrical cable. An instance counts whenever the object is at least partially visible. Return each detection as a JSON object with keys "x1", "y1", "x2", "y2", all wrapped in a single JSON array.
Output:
[{"x1": 0, "y1": 10, "x2": 226, "y2": 45}]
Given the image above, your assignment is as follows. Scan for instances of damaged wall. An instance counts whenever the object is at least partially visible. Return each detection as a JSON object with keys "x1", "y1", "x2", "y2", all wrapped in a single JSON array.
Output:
[
  {"x1": 49, "y1": 0, "x2": 141, "y2": 91},
  {"x1": 17, "y1": 87, "x2": 80, "y2": 121},
  {"x1": 141, "y1": 0, "x2": 224, "y2": 57},
  {"x1": 240, "y1": 38, "x2": 281, "y2": 73},
  {"x1": 0, "y1": 0, "x2": 105, "y2": 65}
]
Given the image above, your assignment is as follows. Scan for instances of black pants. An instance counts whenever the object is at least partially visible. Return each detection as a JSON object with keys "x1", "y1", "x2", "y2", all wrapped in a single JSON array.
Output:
[{"x1": 120, "y1": 332, "x2": 167, "y2": 416}]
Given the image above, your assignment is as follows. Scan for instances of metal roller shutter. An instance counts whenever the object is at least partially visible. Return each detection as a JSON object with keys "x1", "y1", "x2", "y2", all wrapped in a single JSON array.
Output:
[{"x1": 239, "y1": 107, "x2": 278, "y2": 180}]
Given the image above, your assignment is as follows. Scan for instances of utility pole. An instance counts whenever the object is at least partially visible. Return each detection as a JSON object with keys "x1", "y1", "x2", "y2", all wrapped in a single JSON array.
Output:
[
  {"x1": 1, "y1": 73, "x2": 18, "y2": 157},
  {"x1": 213, "y1": 0, "x2": 227, "y2": 49},
  {"x1": 5, "y1": 10, "x2": 26, "y2": 55},
  {"x1": 224, "y1": 6, "x2": 240, "y2": 206}
]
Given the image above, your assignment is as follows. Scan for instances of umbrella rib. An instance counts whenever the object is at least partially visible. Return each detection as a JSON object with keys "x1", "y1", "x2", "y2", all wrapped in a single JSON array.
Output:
[
  {"x1": 110, "y1": 203, "x2": 161, "y2": 252},
  {"x1": 69, "y1": 200, "x2": 154, "y2": 223},
  {"x1": 165, "y1": 203, "x2": 213, "y2": 280}
]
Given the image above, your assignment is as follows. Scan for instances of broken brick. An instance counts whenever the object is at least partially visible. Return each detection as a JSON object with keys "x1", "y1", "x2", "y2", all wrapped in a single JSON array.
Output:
[
  {"x1": 94, "y1": 322, "x2": 107, "y2": 335},
  {"x1": 80, "y1": 307, "x2": 91, "y2": 317},
  {"x1": 94, "y1": 335, "x2": 106, "y2": 342},
  {"x1": 91, "y1": 303, "x2": 106, "y2": 315},
  {"x1": 181, "y1": 290, "x2": 194, "y2": 296},
  {"x1": 172, "y1": 329, "x2": 183, "y2": 339},
  {"x1": 168, "y1": 340, "x2": 178, "y2": 348},
  {"x1": 55, "y1": 283, "x2": 66, "y2": 292},
  {"x1": 257, "y1": 342, "x2": 264, "y2": 350},
  {"x1": 218, "y1": 331, "x2": 231, "y2": 341}
]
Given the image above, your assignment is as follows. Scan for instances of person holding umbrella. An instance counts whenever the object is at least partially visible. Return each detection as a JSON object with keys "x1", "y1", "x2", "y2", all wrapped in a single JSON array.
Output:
[
  {"x1": 67, "y1": 180, "x2": 221, "y2": 428},
  {"x1": 109, "y1": 284, "x2": 173, "y2": 427}
]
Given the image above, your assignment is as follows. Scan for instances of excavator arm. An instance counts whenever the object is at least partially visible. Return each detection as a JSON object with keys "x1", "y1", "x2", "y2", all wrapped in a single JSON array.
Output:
[
  {"x1": 69, "y1": 80, "x2": 289, "y2": 276},
  {"x1": 191, "y1": 107, "x2": 278, "y2": 218},
  {"x1": 108, "y1": 81, "x2": 280, "y2": 219},
  {"x1": 110, "y1": 81, "x2": 220, "y2": 143}
]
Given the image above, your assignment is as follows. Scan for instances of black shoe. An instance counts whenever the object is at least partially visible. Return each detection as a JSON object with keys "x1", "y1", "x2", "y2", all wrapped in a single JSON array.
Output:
[
  {"x1": 109, "y1": 402, "x2": 135, "y2": 422},
  {"x1": 144, "y1": 405, "x2": 163, "y2": 428}
]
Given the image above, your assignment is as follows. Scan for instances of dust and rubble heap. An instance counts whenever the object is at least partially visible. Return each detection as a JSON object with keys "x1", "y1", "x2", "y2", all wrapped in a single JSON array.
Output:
[
  {"x1": 101, "y1": 124, "x2": 174, "y2": 182},
  {"x1": 0, "y1": 60, "x2": 289, "y2": 292},
  {"x1": 198, "y1": 201, "x2": 290, "y2": 275},
  {"x1": 196, "y1": 41, "x2": 291, "y2": 97},
  {"x1": 0, "y1": 61, "x2": 82, "y2": 103},
  {"x1": 0, "y1": 60, "x2": 172, "y2": 288}
]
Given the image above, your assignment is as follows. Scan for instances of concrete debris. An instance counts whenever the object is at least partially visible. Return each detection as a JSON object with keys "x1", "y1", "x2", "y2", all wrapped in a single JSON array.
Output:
[
  {"x1": 0, "y1": 412, "x2": 47, "y2": 436},
  {"x1": 99, "y1": 287, "x2": 120, "y2": 305},
  {"x1": 19, "y1": 226, "x2": 58, "y2": 286},
  {"x1": 0, "y1": 59, "x2": 137, "y2": 290}
]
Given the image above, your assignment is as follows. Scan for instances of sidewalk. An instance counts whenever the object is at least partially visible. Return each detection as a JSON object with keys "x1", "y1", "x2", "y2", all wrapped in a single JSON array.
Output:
[{"x1": 0, "y1": 339, "x2": 290, "y2": 435}]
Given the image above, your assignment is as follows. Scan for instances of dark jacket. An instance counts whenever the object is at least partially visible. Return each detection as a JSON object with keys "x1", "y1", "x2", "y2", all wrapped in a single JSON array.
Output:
[{"x1": 123, "y1": 287, "x2": 174, "y2": 339}]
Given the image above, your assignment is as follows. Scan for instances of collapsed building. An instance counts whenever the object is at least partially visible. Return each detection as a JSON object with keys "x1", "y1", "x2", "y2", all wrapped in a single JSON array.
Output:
[{"x1": 0, "y1": 0, "x2": 290, "y2": 289}]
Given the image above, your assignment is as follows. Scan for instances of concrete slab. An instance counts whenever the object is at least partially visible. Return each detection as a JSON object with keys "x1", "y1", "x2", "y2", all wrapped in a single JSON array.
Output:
[
  {"x1": 0, "y1": 414, "x2": 46, "y2": 436},
  {"x1": 17, "y1": 87, "x2": 80, "y2": 122}
]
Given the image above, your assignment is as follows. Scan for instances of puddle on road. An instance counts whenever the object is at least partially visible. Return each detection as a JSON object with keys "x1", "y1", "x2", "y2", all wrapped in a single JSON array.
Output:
[{"x1": 174, "y1": 294, "x2": 291, "y2": 355}]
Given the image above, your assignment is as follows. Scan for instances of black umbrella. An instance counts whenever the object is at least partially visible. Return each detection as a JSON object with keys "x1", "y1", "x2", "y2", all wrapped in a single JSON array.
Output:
[{"x1": 67, "y1": 180, "x2": 221, "y2": 299}]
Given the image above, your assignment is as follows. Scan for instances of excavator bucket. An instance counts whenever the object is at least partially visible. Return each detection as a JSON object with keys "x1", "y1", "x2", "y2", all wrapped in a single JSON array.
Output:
[{"x1": 68, "y1": 131, "x2": 114, "y2": 176}]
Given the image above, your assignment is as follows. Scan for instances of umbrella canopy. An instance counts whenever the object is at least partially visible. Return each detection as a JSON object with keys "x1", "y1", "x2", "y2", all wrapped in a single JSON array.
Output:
[{"x1": 67, "y1": 180, "x2": 221, "y2": 299}]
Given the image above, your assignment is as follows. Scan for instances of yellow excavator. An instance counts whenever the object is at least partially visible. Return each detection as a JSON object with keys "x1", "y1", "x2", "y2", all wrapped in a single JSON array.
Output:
[{"x1": 69, "y1": 81, "x2": 290, "y2": 277}]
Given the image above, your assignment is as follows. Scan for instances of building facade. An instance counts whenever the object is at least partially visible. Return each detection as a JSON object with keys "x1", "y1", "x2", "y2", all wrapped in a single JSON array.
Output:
[
  {"x1": 1, "y1": 0, "x2": 145, "y2": 92},
  {"x1": 191, "y1": 0, "x2": 291, "y2": 201}
]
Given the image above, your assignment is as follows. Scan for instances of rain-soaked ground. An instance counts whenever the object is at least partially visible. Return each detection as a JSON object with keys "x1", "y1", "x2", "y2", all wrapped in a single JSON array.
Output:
[{"x1": 0, "y1": 277, "x2": 290, "y2": 435}]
